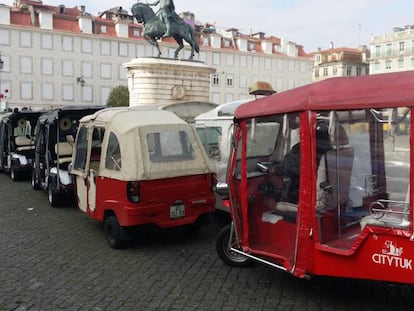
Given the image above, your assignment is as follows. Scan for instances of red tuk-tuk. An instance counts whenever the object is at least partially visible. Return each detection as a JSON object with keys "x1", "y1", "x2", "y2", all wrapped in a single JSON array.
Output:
[{"x1": 216, "y1": 71, "x2": 414, "y2": 284}]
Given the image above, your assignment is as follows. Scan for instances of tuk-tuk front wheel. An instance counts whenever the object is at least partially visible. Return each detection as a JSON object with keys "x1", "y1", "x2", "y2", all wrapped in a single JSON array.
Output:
[
  {"x1": 104, "y1": 216, "x2": 123, "y2": 249},
  {"x1": 48, "y1": 182, "x2": 61, "y2": 207},
  {"x1": 216, "y1": 224, "x2": 253, "y2": 267}
]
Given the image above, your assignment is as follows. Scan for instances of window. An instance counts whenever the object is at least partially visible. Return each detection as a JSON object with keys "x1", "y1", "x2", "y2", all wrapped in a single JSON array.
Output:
[
  {"x1": 399, "y1": 41, "x2": 405, "y2": 51},
  {"x1": 0, "y1": 29, "x2": 10, "y2": 45},
  {"x1": 375, "y1": 61, "x2": 380, "y2": 71},
  {"x1": 226, "y1": 74, "x2": 233, "y2": 87},
  {"x1": 265, "y1": 58, "x2": 272, "y2": 70},
  {"x1": 82, "y1": 62, "x2": 93, "y2": 78},
  {"x1": 20, "y1": 31, "x2": 32, "y2": 47},
  {"x1": 42, "y1": 83, "x2": 54, "y2": 101},
  {"x1": 118, "y1": 42, "x2": 128, "y2": 57},
  {"x1": 136, "y1": 44, "x2": 145, "y2": 57},
  {"x1": 147, "y1": 131, "x2": 194, "y2": 162},
  {"x1": 62, "y1": 59, "x2": 74, "y2": 77},
  {"x1": 100, "y1": 41, "x2": 111, "y2": 56},
  {"x1": 81, "y1": 85, "x2": 93, "y2": 102},
  {"x1": 101, "y1": 25, "x2": 107, "y2": 33},
  {"x1": 73, "y1": 127, "x2": 88, "y2": 171},
  {"x1": 20, "y1": 56, "x2": 32, "y2": 74},
  {"x1": 386, "y1": 43, "x2": 392, "y2": 57},
  {"x1": 132, "y1": 28, "x2": 140, "y2": 37},
  {"x1": 41, "y1": 34, "x2": 53, "y2": 49},
  {"x1": 195, "y1": 126, "x2": 222, "y2": 160},
  {"x1": 226, "y1": 54, "x2": 234, "y2": 66},
  {"x1": 62, "y1": 36, "x2": 73, "y2": 52},
  {"x1": 248, "y1": 42, "x2": 256, "y2": 51},
  {"x1": 62, "y1": 84, "x2": 74, "y2": 101},
  {"x1": 316, "y1": 108, "x2": 410, "y2": 247},
  {"x1": 202, "y1": 36, "x2": 209, "y2": 46},
  {"x1": 213, "y1": 52, "x2": 220, "y2": 65},
  {"x1": 20, "y1": 82, "x2": 32, "y2": 100},
  {"x1": 356, "y1": 67, "x2": 362, "y2": 76},
  {"x1": 252, "y1": 56, "x2": 259, "y2": 69},
  {"x1": 346, "y1": 66, "x2": 352, "y2": 76},
  {"x1": 411, "y1": 57, "x2": 414, "y2": 67},
  {"x1": 41, "y1": 58, "x2": 53, "y2": 75},
  {"x1": 398, "y1": 58, "x2": 404, "y2": 68},
  {"x1": 314, "y1": 68, "x2": 319, "y2": 78},
  {"x1": 333, "y1": 66, "x2": 337, "y2": 76},
  {"x1": 100, "y1": 63, "x2": 112, "y2": 79},
  {"x1": 105, "y1": 132, "x2": 122, "y2": 170},
  {"x1": 81, "y1": 38, "x2": 92, "y2": 54},
  {"x1": 386, "y1": 60, "x2": 392, "y2": 70},
  {"x1": 375, "y1": 45, "x2": 381, "y2": 57},
  {"x1": 323, "y1": 67, "x2": 328, "y2": 76},
  {"x1": 240, "y1": 55, "x2": 246, "y2": 67},
  {"x1": 239, "y1": 75, "x2": 247, "y2": 88},
  {"x1": 100, "y1": 86, "x2": 111, "y2": 105},
  {"x1": 212, "y1": 73, "x2": 220, "y2": 86},
  {"x1": 119, "y1": 64, "x2": 127, "y2": 80}
]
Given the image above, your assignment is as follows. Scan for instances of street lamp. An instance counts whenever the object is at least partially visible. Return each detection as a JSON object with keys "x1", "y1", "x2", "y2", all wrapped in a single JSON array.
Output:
[
  {"x1": 77, "y1": 76, "x2": 85, "y2": 87},
  {"x1": 0, "y1": 52, "x2": 4, "y2": 70}
]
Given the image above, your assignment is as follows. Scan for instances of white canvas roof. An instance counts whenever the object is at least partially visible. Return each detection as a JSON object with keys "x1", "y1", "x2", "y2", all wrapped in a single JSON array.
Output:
[{"x1": 77, "y1": 107, "x2": 214, "y2": 181}]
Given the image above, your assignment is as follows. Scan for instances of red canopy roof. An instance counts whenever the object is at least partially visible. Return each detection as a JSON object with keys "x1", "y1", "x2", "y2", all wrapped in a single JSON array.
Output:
[{"x1": 235, "y1": 71, "x2": 414, "y2": 119}]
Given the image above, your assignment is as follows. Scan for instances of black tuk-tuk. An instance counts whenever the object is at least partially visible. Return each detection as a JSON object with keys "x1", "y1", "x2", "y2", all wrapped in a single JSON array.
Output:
[
  {"x1": 31, "y1": 105, "x2": 104, "y2": 207},
  {"x1": 0, "y1": 110, "x2": 43, "y2": 180}
]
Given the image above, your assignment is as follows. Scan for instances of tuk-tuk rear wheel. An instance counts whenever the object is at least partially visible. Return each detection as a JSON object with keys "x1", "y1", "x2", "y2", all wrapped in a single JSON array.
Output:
[
  {"x1": 10, "y1": 163, "x2": 21, "y2": 181},
  {"x1": 31, "y1": 171, "x2": 40, "y2": 190},
  {"x1": 104, "y1": 216, "x2": 123, "y2": 249},
  {"x1": 216, "y1": 224, "x2": 253, "y2": 267}
]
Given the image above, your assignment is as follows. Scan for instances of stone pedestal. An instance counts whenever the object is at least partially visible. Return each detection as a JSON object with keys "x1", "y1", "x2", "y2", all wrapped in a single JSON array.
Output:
[{"x1": 123, "y1": 57, "x2": 216, "y2": 106}]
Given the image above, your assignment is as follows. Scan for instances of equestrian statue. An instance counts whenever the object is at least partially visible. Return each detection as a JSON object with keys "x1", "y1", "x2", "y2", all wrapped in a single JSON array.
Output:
[{"x1": 131, "y1": 1, "x2": 200, "y2": 60}]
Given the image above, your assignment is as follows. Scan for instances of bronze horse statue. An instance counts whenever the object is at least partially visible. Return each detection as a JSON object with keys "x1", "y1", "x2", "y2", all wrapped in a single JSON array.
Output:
[{"x1": 131, "y1": 2, "x2": 199, "y2": 60}]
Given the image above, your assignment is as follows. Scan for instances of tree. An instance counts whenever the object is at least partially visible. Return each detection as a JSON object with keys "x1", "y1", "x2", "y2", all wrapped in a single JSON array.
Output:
[{"x1": 107, "y1": 85, "x2": 129, "y2": 107}]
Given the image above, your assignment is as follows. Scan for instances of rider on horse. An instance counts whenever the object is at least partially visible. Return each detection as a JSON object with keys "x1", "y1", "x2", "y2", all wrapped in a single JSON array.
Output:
[{"x1": 147, "y1": 0, "x2": 177, "y2": 37}]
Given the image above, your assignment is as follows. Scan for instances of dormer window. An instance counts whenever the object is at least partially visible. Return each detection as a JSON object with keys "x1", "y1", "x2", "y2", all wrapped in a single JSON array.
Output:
[
  {"x1": 101, "y1": 25, "x2": 107, "y2": 33},
  {"x1": 248, "y1": 42, "x2": 256, "y2": 51},
  {"x1": 133, "y1": 29, "x2": 140, "y2": 37},
  {"x1": 223, "y1": 39, "x2": 231, "y2": 48},
  {"x1": 202, "y1": 36, "x2": 209, "y2": 46}
]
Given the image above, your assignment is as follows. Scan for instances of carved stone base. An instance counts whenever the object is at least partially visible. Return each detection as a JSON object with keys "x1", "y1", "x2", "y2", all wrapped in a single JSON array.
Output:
[{"x1": 123, "y1": 57, "x2": 216, "y2": 106}]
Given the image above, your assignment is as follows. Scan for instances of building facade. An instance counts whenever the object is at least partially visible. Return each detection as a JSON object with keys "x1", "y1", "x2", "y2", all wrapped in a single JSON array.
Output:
[
  {"x1": 370, "y1": 25, "x2": 414, "y2": 75},
  {"x1": 311, "y1": 45, "x2": 370, "y2": 82},
  {"x1": 0, "y1": 0, "x2": 313, "y2": 110}
]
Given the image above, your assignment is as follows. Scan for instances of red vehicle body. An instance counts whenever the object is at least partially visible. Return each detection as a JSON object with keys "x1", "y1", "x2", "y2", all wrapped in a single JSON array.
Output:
[
  {"x1": 216, "y1": 71, "x2": 414, "y2": 284},
  {"x1": 71, "y1": 108, "x2": 216, "y2": 248}
]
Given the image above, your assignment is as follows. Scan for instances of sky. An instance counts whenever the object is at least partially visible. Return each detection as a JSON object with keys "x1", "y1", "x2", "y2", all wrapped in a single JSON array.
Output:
[{"x1": 3, "y1": 0, "x2": 414, "y2": 52}]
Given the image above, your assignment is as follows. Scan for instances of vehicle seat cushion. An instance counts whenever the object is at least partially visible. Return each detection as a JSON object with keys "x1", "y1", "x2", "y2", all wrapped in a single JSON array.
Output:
[
  {"x1": 55, "y1": 142, "x2": 73, "y2": 164},
  {"x1": 15, "y1": 136, "x2": 35, "y2": 151},
  {"x1": 276, "y1": 201, "x2": 298, "y2": 213}
]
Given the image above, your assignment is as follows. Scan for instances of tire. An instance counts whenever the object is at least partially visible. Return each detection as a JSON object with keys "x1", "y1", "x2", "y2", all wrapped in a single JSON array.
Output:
[
  {"x1": 48, "y1": 181, "x2": 61, "y2": 207},
  {"x1": 31, "y1": 170, "x2": 40, "y2": 190},
  {"x1": 10, "y1": 163, "x2": 20, "y2": 181},
  {"x1": 216, "y1": 224, "x2": 253, "y2": 267},
  {"x1": 104, "y1": 216, "x2": 123, "y2": 249}
]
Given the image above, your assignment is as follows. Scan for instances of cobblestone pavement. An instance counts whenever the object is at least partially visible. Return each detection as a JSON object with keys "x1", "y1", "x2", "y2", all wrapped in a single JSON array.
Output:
[{"x1": 1, "y1": 173, "x2": 414, "y2": 311}]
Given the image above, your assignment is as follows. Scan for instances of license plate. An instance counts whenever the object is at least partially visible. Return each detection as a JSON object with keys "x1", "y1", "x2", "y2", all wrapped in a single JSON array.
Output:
[{"x1": 170, "y1": 204, "x2": 185, "y2": 219}]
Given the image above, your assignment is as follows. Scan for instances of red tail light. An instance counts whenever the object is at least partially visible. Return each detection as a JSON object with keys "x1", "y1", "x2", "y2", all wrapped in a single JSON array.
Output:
[
  {"x1": 211, "y1": 173, "x2": 217, "y2": 192},
  {"x1": 127, "y1": 181, "x2": 140, "y2": 203}
]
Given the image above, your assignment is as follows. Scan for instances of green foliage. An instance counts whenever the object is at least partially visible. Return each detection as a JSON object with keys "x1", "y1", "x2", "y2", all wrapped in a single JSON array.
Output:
[{"x1": 107, "y1": 85, "x2": 129, "y2": 107}]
